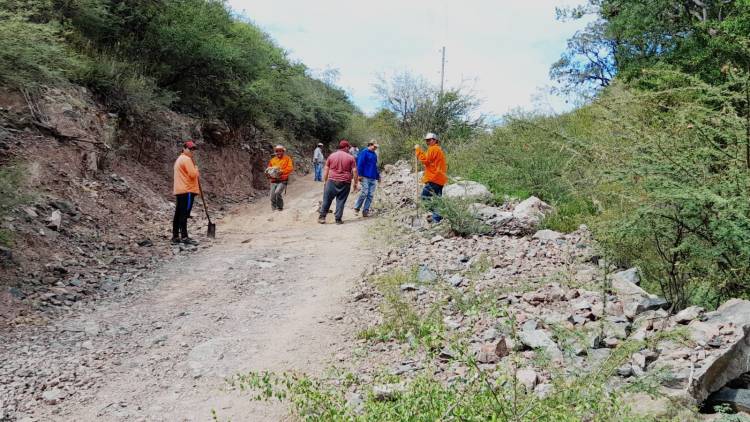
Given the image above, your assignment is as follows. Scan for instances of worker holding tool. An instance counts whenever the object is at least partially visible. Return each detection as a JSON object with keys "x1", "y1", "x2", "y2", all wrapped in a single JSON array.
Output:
[
  {"x1": 415, "y1": 132, "x2": 447, "y2": 223},
  {"x1": 266, "y1": 145, "x2": 294, "y2": 211},
  {"x1": 172, "y1": 140, "x2": 201, "y2": 245}
]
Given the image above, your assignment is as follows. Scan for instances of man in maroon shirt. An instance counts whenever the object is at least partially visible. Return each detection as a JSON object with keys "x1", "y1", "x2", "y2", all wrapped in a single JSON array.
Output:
[{"x1": 319, "y1": 140, "x2": 359, "y2": 224}]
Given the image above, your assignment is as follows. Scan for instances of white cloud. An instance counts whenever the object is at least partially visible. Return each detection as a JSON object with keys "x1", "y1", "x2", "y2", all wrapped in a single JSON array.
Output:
[{"x1": 228, "y1": 0, "x2": 589, "y2": 117}]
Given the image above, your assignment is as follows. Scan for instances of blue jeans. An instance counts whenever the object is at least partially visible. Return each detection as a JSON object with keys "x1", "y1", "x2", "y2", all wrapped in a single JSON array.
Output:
[
  {"x1": 421, "y1": 182, "x2": 443, "y2": 222},
  {"x1": 354, "y1": 177, "x2": 377, "y2": 212},
  {"x1": 313, "y1": 162, "x2": 323, "y2": 181}
]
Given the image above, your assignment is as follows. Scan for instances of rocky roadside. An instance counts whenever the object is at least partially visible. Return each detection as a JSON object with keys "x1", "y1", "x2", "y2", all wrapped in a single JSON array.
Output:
[{"x1": 333, "y1": 161, "x2": 750, "y2": 420}]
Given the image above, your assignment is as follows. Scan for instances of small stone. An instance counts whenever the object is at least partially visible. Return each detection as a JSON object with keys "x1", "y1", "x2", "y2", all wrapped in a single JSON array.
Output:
[
  {"x1": 674, "y1": 306, "x2": 703, "y2": 324},
  {"x1": 495, "y1": 337, "x2": 510, "y2": 358},
  {"x1": 46, "y1": 210, "x2": 62, "y2": 231},
  {"x1": 632, "y1": 352, "x2": 647, "y2": 370},
  {"x1": 519, "y1": 329, "x2": 562, "y2": 359},
  {"x1": 571, "y1": 299, "x2": 592, "y2": 310},
  {"x1": 373, "y1": 383, "x2": 406, "y2": 401},
  {"x1": 612, "y1": 268, "x2": 640, "y2": 285},
  {"x1": 532, "y1": 229, "x2": 563, "y2": 241},
  {"x1": 534, "y1": 383, "x2": 553, "y2": 398},
  {"x1": 346, "y1": 392, "x2": 364, "y2": 412},
  {"x1": 22, "y1": 207, "x2": 38, "y2": 219},
  {"x1": 477, "y1": 343, "x2": 500, "y2": 364},
  {"x1": 8, "y1": 287, "x2": 24, "y2": 300},
  {"x1": 42, "y1": 388, "x2": 65, "y2": 405},
  {"x1": 448, "y1": 274, "x2": 463, "y2": 287},
  {"x1": 482, "y1": 328, "x2": 498, "y2": 341},
  {"x1": 617, "y1": 363, "x2": 633, "y2": 377},
  {"x1": 521, "y1": 320, "x2": 538, "y2": 332},
  {"x1": 516, "y1": 369, "x2": 538, "y2": 390},
  {"x1": 604, "y1": 337, "x2": 620, "y2": 348},
  {"x1": 417, "y1": 266, "x2": 437, "y2": 283}
]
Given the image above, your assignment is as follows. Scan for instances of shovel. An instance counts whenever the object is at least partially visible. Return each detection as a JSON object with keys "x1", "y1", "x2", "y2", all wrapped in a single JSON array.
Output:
[{"x1": 197, "y1": 180, "x2": 216, "y2": 238}]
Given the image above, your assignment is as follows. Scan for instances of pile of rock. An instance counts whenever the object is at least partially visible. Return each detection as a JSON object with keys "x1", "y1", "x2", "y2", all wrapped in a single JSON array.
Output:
[
  {"x1": 379, "y1": 161, "x2": 555, "y2": 236},
  {"x1": 348, "y1": 167, "x2": 750, "y2": 418}
]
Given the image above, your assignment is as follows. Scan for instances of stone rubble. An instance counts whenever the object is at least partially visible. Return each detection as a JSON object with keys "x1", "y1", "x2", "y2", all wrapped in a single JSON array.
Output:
[{"x1": 346, "y1": 161, "x2": 750, "y2": 418}]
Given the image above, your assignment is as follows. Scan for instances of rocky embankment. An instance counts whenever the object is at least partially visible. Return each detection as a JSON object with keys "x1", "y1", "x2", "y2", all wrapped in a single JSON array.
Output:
[
  {"x1": 0, "y1": 86, "x2": 274, "y2": 326},
  {"x1": 343, "y1": 161, "x2": 750, "y2": 418}
]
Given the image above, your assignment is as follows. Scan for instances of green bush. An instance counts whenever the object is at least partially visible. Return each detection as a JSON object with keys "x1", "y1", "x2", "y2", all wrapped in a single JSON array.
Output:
[
  {"x1": 0, "y1": 13, "x2": 84, "y2": 88},
  {"x1": 0, "y1": 164, "x2": 27, "y2": 245},
  {"x1": 429, "y1": 196, "x2": 491, "y2": 237}
]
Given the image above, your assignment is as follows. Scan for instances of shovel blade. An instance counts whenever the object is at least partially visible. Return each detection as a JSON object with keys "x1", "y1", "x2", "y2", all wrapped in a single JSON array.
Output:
[{"x1": 207, "y1": 223, "x2": 216, "y2": 238}]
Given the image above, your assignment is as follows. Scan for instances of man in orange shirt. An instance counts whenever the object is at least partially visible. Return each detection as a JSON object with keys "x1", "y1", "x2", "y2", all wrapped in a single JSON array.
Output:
[
  {"x1": 415, "y1": 132, "x2": 448, "y2": 223},
  {"x1": 172, "y1": 140, "x2": 200, "y2": 244},
  {"x1": 267, "y1": 145, "x2": 294, "y2": 211}
]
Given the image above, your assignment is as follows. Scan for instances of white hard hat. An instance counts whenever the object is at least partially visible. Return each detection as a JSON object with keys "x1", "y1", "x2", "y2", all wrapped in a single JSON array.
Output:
[{"x1": 424, "y1": 132, "x2": 438, "y2": 141}]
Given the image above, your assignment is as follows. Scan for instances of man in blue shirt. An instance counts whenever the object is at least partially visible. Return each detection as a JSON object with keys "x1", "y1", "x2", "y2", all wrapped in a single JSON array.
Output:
[{"x1": 353, "y1": 141, "x2": 380, "y2": 217}]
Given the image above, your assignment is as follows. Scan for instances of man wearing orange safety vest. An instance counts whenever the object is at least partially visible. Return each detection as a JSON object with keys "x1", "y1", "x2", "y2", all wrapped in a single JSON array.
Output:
[
  {"x1": 415, "y1": 132, "x2": 448, "y2": 223},
  {"x1": 172, "y1": 140, "x2": 200, "y2": 245},
  {"x1": 267, "y1": 145, "x2": 294, "y2": 211}
]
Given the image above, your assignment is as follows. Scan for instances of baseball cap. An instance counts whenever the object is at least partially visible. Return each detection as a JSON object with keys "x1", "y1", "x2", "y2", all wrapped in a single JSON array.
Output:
[
  {"x1": 423, "y1": 132, "x2": 438, "y2": 141},
  {"x1": 339, "y1": 140, "x2": 351, "y2": 149},
  {"x1": 184, "y1": 140, "x2": 197, "y2": 150},
  {"x1": 274, "y1": 145, "x2": 286, "y2": 151},
  {"x1": 317, "y1": 143, "x2": 324, "y2": 147}
]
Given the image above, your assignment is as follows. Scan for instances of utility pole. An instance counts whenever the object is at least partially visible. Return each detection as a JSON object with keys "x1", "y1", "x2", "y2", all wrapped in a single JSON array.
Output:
[{"x1": 440, "y1": 46, "x2": 446, "y2": 96}]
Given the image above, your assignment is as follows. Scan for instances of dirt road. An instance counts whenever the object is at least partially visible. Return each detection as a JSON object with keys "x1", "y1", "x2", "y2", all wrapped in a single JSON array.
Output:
[{"x1": 6, "y1": 179, "x2": 373, "y2": 421}]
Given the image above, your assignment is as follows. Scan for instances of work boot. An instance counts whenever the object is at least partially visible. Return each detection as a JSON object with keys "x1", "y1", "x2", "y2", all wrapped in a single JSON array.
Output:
[
  {"x1": 335, "y1": 219, "x2": 343, "y2": 225},
  {"x1": 170, "y1": 237, "x2": 181, "y2": 245},
  {"x1": 362, "y1": 210, "x2": 370, "y2": 218},
  {"x1": 318, "y1": 216, "x2": 326, "y2": 224},
  {"x1": 181, "y1": 237, "x2": 198, "y2": 245},
  {"x1": 353, "y1": 208, "x2": 360, "y2": 216}
]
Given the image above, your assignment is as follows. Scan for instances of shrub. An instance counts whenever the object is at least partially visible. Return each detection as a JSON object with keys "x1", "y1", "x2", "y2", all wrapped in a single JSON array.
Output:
[
  {"x1": 0, "y1": 164, "x2": 27, "y2": 245},
  {"x1": 0, "y1": 14, "x2": 84, "y2": 88},
  {"x1": 429, "y1": 196, "x2": 491, "y2": 237}
]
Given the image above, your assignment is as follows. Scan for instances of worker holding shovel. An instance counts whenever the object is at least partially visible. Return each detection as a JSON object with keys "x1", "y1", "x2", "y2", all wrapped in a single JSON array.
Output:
[{"x1": 172, "y1": 140, "x2": 201, "y2": 245}]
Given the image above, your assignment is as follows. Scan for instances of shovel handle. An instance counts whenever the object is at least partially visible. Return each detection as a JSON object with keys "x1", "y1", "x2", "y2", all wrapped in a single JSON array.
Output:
[{"x1": 197, "y1": 179, "x2": 212, "y2": 224}]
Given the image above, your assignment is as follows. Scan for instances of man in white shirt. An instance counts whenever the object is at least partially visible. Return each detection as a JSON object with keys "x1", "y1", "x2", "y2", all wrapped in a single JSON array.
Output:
[{"x1": 313, "y1": 143, "x2": 324, "y2": 182}]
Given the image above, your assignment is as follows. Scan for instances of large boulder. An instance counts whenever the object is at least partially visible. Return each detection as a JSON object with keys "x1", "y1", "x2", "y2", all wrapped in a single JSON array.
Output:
[
  {"x1": 512, "y1": 196, "x2": 553, "y2": 224},
  {"x1": 688, "y1": 299, "x2": 750, "y2": 403},
  {"x1": 443, "y1": 180, "x2": 492, "y2": 202},
  {"x1": 610, "y1": 269, "x2": 668, "y2": 319}
]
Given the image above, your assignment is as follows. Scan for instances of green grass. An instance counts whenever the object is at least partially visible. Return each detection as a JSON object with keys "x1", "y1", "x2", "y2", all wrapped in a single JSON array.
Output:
[{"x1": 0, "y1": 163, "x2": 27, "y2": 246}]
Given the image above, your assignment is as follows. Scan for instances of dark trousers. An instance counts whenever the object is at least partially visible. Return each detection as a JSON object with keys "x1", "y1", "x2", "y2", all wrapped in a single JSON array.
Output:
[
  {"x1": 421, "y1": 182, "x2": 443, "y2": 222},
  {"x1": 319, "y1": 180, "x2": 351, "y2": 221},
  {"x1": 173, "y1": 193, "x2": 195, "y2": 239}
]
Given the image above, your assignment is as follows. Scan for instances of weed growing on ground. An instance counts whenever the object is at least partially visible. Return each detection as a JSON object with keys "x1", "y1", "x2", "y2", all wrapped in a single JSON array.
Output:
[
  {"x1": 428, "y1": 196, "x2": 491, "y2": 237},
  {"x1": 0, "y1": 163, "x2": 28, "y2": 245}
]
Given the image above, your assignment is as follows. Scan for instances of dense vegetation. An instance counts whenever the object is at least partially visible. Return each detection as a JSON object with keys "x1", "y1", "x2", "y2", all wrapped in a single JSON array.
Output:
[
  {"x1": 341, "y1": 1, "x2": 750, "y2": 310},
  {"x1": 454, "y1": 0, "x2": 750, "y2": 310},
  {"x1": 0, "y1": 0, "x2": 355, "y2": 142}
]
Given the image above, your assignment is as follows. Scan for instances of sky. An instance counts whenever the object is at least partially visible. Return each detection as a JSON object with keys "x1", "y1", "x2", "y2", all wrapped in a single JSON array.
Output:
[{"x1": 227, "y1": 0, "x2": 590, "y2": 118}]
